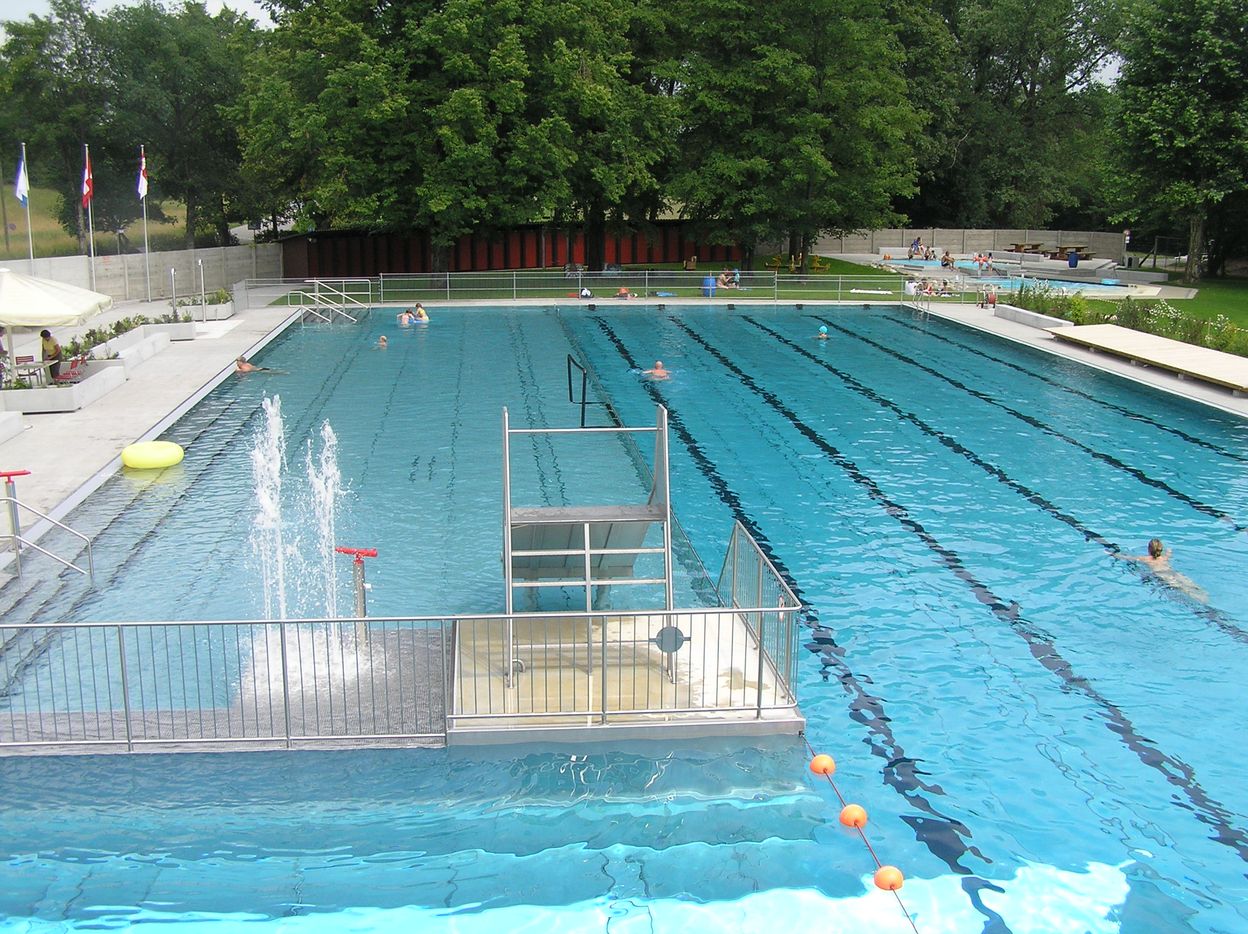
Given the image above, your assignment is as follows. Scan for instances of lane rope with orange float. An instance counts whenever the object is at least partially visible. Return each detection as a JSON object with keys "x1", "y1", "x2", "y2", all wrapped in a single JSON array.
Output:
[{"x1": 803, "y1": 732, "x2": 920, "y2": 932}]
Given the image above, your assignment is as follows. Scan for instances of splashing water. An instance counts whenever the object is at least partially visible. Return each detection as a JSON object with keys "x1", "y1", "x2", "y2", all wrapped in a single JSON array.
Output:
[
  {"x1": 250, "y1": 395, "x2": 288, "y2": 620},
  {"x1": 306, "y1": 421, "x2": 343, "y2": 619},
  {"x1": 249, "y1": 395, "x2": 346, "y2": 620}
]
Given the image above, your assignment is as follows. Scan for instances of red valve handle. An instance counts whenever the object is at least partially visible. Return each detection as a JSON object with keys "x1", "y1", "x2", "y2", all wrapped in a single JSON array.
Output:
[{"x1": 335, "y1": 546, "x2": 378, "y2": 564}]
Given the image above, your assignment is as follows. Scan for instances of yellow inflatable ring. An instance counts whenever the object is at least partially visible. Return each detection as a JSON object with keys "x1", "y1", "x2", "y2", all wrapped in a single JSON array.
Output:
[{"x1": 121, "y1": 441, "x2": 184, "y2": 469}]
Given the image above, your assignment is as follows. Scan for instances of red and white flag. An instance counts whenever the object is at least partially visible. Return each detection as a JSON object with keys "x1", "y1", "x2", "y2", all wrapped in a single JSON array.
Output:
[
  {"x1": 82, "y1": 147, "x2": 94, "y2": 208},
  {"x1": 137, "y1": 147, "x2": 149, "y2": 200}
]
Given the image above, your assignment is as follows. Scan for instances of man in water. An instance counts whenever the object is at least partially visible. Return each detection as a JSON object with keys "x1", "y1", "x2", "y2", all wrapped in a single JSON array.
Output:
[
  {"x1": 235, "y1": 356, "x2": 268, "y2": 373},
  {"x1": 1120, "y1": 538, "x2": 1207, "y2": 602},
  {"x1": 643, "y1": 360, "x2": 669, "y2": 380},
  {"x1": 816, "y1": 325, "x2": 829, "y2": 340}
]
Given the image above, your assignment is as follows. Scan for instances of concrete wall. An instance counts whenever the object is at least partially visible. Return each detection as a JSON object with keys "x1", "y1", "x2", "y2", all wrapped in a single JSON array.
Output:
[
  {"x1": 815, "y1": 228, "x2": 1127, "y2": 262},
  {"x1": 6, "y1": 243, "x2": 282, "y2": 303}
]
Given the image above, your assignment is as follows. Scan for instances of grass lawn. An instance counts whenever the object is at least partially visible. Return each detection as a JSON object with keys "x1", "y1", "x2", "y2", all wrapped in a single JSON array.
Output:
[
  {"x1": 1167, "y1": 277, "x2": 1248, "y2": 328},
  {"x1": 0, "y1": 185, "x2": 187, "y2": 260}
]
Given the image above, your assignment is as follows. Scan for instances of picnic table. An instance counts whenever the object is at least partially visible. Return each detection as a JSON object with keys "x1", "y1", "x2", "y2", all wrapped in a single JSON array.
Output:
[
  {"x1": 15, "y1": 361, "x2": 54, "y2": 386},
  {"x1": 1009, "y1": 242, "x2": 1043, "y2": 254}
]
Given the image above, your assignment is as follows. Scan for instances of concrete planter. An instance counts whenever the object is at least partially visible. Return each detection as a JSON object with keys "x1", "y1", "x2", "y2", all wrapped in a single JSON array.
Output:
[
  {"x1": 91, "y1": 328, "x2": 172, "y2": 375},
  {"x1": 0, "y1": 366, "x2": 125, "y2": 414},
  {"x1": 183, "y1": 300, "x2": 234, "y2": 321},
  {"x1": 144, "y1": 321, "x2": 197, "y2": 341},
  {"x1": 993, "y1": 305, "x2": 1073, "y2": 330}
]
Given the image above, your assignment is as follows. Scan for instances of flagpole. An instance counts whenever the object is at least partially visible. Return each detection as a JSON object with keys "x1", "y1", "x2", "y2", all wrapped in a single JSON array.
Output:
[
  {"x1": 21, "y1": 143, "x2": 34, "y2": 273},
  {"x1": 140, "y1": 145, "x2": 151, "y2": 302}
]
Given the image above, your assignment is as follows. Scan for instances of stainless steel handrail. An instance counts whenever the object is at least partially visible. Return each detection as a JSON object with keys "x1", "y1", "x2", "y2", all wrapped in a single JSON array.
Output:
[
  {"x1": 1, "y1": 495, "x2": 94, "y2": 582},
  {"x1": 0, "y1": 606, "x2": 800, "y2": 753}
]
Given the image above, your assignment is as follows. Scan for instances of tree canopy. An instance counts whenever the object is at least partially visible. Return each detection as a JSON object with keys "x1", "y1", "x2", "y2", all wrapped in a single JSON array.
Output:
[
  {"x1": 1112, "y1": 0, "x2": 1248, "y2": 280},
  {"x1": 1, "y1": 0, "x2": 1245, "y2": 273}
]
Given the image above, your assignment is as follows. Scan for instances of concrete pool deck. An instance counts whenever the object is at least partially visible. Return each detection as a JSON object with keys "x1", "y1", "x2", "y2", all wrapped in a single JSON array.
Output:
[
  {"x1": 3, "y1": 296, "x2": 1247, "y2": 542},
  {"x1": 2, "y1": 298, "x2": 297, "y2": 524}
]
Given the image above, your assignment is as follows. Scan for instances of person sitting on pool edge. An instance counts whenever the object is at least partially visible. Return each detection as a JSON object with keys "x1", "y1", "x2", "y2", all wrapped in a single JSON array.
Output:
[
  {"x1": 642, "y1": 360, "x2": 669, "y2": 380},
  {"x1": 1118, "y1": 538, "x2": 1208, "y2": 602}
]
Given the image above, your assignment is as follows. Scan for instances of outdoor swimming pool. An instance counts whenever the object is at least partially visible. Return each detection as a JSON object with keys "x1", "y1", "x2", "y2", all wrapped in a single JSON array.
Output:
[{"x1": 2, "y1": 304, "x2": 1246, "y2": 932}]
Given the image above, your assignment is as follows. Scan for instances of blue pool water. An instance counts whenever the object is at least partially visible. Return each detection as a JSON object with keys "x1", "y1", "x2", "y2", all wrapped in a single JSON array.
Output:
[{"x1": 3, "y1": 305, "x2": 1247, "y2": 932}]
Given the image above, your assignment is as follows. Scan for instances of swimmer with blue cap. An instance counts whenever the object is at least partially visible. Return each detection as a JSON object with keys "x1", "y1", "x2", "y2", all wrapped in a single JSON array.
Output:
[{"x1": 816, "y1": 325, "x2": 829, "y2": 340}]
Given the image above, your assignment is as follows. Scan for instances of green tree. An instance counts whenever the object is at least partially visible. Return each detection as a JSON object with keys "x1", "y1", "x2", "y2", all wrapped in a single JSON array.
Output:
[
  {"x1": 100, "y1": 1, "x2": 259, "y2": 248},
  {"x1": 668, "y1": 0, "x2": 920, "y2": 264},
  {"x1": 0, "y1": 0, "x2": 110, "y2": 247},
  {"x1": 911, "y1": 0, "x2": 1124, "y2": 226},
  {"x1": 1113, "y1": 0, "x2": 1248, "y2": 281},
  {"x1": 235, "y1": 0, "x2": 423, "y2": 235}
]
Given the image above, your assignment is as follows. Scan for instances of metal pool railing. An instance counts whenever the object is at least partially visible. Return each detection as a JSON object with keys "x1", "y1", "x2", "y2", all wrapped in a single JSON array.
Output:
[
  {"x1": 0, "y1": 602, "x2": 800, "y2": 753},
  {"x1": 0, "y1": 618, "x2": 453, "y2": 752},
  {"x1": 717, "y1": 520, "x2": 803, "y2": 695},
  {"x1": 236, "y1": 271, "x2": 999, "y2": 310}
]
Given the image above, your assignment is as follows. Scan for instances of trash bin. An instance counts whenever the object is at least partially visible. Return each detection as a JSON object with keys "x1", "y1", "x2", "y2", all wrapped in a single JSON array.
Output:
[
  {"x1": 1067, "y1": 251, "x2": 1079, "y2": 268},
  {"x1": 702, "y1": 275, "x2": 716, "y2": 297}
]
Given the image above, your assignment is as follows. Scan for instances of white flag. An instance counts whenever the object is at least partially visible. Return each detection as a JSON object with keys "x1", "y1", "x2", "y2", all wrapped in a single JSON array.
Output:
[
  {"x1": 14, "y1": 153, "x2": 29, "y2": 206},
  {"x1": 137, "y1": 148, "x2": 148, "y2": 200}
]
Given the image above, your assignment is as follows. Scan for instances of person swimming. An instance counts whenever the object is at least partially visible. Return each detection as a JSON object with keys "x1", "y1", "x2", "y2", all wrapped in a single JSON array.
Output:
[
  {"x1": 397, "y1": 309, "x2": 415, "y2": 325},
  {"x1": 235, "y1": 356, "x2": 269, "y2": 373},
  {"x1": 1120, "y1": 538, "x2": 1208, "y2": 602},
  {"x1": 643, "y1": 360, "x2": 669, "y2": 380},
  {"x1": 816, "y1": 325, "x2": 829, "y2": 340},
  {"x1": 413, "y1": 303, "x2": 429, "y2": 321},
  {"x1": 377, "y1": 335, "x2": 389, "y2": 349}
]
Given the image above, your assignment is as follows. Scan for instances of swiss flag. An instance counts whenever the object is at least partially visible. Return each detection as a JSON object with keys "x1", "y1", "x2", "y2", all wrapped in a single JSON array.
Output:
[{"x1": 82, "y1": 147, "x2": 93, "y2": 208}]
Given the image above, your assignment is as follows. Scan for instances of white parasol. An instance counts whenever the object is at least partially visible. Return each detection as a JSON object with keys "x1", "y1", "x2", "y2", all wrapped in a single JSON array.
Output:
[{"x1": 0, "y1": 267, "x2": 113, "y2": 385}]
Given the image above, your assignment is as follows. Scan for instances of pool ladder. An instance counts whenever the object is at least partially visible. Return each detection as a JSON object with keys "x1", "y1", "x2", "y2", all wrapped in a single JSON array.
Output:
[{"x1": 1, "y1": 471, "x2": 94, "y2": 583}]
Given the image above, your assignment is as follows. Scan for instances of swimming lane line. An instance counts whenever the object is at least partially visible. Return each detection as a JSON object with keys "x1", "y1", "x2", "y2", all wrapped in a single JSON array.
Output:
[
  {"x1": 674, "y1": 316, "x2": 1248, "y2": 869},
  {"x1": 590, "y1": 315, "x2": 993, "y2": 878},
  {"x1": 818, "y1": 317, "x2": 1247, "y2": 533}
]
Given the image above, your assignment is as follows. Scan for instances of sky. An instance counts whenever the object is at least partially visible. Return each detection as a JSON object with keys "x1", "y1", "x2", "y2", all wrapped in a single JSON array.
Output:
[{"x1": 3, "y1": 0, "x2": 272, "y2": 29}]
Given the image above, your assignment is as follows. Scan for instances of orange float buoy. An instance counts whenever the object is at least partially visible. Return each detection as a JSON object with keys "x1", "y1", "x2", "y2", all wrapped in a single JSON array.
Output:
[
  {"x1": 809, "y1": 754, "x2": 836, "y2": 776},
  {"x1": 840, "y1": 804, "x2": 868, "y2": 828},
  {"x1": 874, "y1": 866, "x2": 904, "y2": 891}
]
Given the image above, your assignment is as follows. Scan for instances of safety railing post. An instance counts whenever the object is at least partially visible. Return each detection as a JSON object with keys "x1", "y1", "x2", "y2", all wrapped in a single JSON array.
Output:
[
  {"x1": 600, "y1": 615, "x2": 608, "y2": 724},
  {"x1": 278, "y1": 620, "x2": 293, "y2": 748},
  {"x1": 513, "y1": 271, "x2": 517, "y2": 300},
  {"x1": 445, "y1": 272, "x2": 450, "y2": 301},
  {"x1": 117, "y1": 625, "x2": 134, "y2": 751},
  {"x1": 2, "y1": 471, "x2": 28, "y2": 579},
  {"x1": 756, "y1": 611, "x2": 766, "y2": 719}
]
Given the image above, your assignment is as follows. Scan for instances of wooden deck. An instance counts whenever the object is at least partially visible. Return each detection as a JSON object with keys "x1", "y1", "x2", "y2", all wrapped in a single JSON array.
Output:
[{"x1": 1048, "y1": 324, "x2": 1248, "y2": 395}]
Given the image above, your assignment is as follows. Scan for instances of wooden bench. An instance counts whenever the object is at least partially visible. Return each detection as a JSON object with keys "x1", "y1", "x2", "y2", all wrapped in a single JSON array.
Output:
[{"x1": 1048, "y1": 324, "x2": 1248, "y2": 396}]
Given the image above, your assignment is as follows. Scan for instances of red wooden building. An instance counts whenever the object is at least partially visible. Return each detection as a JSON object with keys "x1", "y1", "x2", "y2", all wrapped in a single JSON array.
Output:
[{"x1": 280, "y1": 221, "x2": 742, "y2": 278}]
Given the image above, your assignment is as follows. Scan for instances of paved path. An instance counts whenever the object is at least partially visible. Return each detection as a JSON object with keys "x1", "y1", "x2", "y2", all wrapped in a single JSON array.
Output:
[
  {"x1": 2, "y1": 296, "x2": 1246, "y2": 540},
  {"x1": 2, "y1": 298, "x2": 295, "y2": 523}
]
